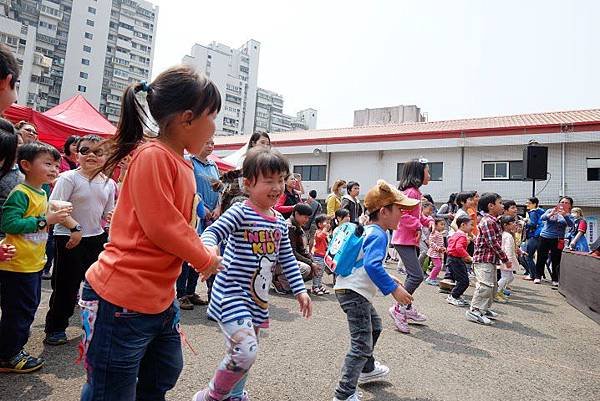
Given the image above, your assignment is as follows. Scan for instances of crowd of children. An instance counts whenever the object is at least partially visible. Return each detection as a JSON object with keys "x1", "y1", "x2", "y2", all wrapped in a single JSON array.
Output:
[{"x1": 0, "y1": 44, "x2": 594, "y2": 401}]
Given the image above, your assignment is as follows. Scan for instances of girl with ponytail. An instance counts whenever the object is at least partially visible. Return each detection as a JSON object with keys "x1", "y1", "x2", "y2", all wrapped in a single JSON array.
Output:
[{"x1": 79, "y1": 66, "x2": 223, "y2": 400}]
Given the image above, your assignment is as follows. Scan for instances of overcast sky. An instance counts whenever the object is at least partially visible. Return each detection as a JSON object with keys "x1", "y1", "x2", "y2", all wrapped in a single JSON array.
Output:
[{"x1": 150, "y1": 0, "x2": 599, "y2": 129}]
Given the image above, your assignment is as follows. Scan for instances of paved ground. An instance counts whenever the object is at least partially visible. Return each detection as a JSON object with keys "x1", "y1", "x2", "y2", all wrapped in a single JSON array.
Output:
[{"x1": 1, "y1": 264, "x2": 599, "y2": 401}]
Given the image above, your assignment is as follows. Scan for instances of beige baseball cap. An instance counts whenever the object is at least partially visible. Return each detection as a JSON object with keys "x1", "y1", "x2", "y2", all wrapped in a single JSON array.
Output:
[{"x1": 364, "y1": 180, "x2": 420, "y2": 213}]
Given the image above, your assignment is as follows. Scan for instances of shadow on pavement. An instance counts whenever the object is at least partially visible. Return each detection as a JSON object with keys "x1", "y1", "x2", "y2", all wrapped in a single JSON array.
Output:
[
  {"x1": 361, "y1": 381, "x2": 437, "y2": 400},
  {"x1": 39, "y1": 341, "x2": 86, "y2": 380},
  {"x1": 491, "y1": 320, "x2": 556, "y2": 339},
  {"x1": 409, "y1": 326, "x2": 492, "y2": 358},
  {"x1": 0, "y1": 374, "x2": 54, "y2": 401},
  {"x1": 268, "y1": 304, "x2": 300, "y2": 322}
]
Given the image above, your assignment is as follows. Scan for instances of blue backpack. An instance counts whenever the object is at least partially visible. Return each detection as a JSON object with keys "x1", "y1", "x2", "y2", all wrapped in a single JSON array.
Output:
[{"x1": 324, "y1": 222, "x2": 365, "y2": 277}]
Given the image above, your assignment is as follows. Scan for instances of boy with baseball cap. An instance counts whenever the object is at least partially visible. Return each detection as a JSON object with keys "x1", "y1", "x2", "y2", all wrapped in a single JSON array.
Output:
[{"x1": 332, "y1": 180, "x2": 418, "y2": 401}]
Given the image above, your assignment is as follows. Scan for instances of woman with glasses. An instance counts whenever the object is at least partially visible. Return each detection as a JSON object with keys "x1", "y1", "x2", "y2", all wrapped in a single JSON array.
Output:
[
  {"x1": 43, "y1": 135, "x2": 116, "y2": 346},
  {"x1": 14, "y1": 121, "x2": 38, "y2": 144}
]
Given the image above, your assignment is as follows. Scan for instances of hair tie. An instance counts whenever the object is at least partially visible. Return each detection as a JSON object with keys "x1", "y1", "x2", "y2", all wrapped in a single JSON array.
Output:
[{"x1": 139, "y1": 81, "x2": 152, "y2": 94}]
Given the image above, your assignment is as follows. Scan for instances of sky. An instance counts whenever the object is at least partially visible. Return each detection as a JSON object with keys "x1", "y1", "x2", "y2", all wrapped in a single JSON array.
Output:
[{"x1": 150, "y1": 0, "x2": 599, "y2": 129}]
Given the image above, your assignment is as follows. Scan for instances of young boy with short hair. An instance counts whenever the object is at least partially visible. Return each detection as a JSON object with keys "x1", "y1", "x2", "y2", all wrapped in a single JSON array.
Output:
[
  {"x1": 312, "y1": 214, "x2": 330, "y2": 294},
  {"x1": 443, "y1": 216, "x2": 473, "y2": 306},
  {"x1": 0, "y1": 143, "x2": 71, "y2": 372},
  {"x1": 333, "y1": 180, "x2": 417, "y2": 401},
  {"x1": 466, "y1": 192, "x2": 510, "y2": 326}
]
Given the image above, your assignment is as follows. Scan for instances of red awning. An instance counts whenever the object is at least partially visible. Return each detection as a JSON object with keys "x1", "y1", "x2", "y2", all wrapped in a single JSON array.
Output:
[
  {"x1": 208, "y1": 154, "x2": 234, "y2": 172},
  {"x1": 2, "y1": 95, "x2": 115, "y2": 149}
]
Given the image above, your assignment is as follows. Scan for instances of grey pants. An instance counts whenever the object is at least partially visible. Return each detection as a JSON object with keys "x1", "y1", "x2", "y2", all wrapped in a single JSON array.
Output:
[
  {"x1": 334, "y1": 289, "x2": 382, "y2": 400},
  {"x1": 394, "y1": 245, "x2": 424, "y2": 294},
  {"x1": 470, "y1": 262, "x2": 498, "y2": 312}
]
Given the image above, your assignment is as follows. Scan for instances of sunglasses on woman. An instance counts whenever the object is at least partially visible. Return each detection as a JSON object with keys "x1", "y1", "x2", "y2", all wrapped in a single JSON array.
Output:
[
  {"x1": 79, "y1": 146, "x2": 105, "y2": 157},
  {"x1": 23, "y1": 127, "x2": 37, "y2": 135}
]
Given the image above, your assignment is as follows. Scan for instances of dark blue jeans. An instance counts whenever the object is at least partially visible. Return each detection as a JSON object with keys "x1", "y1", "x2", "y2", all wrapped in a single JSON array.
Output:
[
  {"x1": 334, "y1": 289, "x2": 382, "y2": 400},
  {"x1": 80, "y1": 281, "x2": 183, "y2": 401},
  {"x1": 524, "y1": 237, "x2": 540, "y2": 277},
  {"x1": 0, "y1": 270, "x2": 42, "y2": 359},
  {"x1": 175, "y1": 262, "x2": 199, "y2": 299}
]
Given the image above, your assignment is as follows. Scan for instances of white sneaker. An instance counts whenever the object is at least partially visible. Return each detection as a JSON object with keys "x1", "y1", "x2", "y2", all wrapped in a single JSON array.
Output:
[
  {"x1": 465, "y1": 309, "x2": 492, "y2": 325},
  {"x1": 357, "y1": 361, "x2": 389, "y2": 384},
  {"x1": 551, "y1": 281, "x2": 559, "y2": 288},
  {"x1": 333, "y1": 393, "x2": 362, "y2": 401},
  {"x1": 446, "y1": 294, "x2": 468, "y2": 307},
  {"x1": 533, "y1": 278, "x2": 541, "y2": 284}
]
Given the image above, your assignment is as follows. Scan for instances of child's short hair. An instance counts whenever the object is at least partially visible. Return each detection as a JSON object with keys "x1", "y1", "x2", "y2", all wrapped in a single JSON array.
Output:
[
  {"x1": 315, "y1": 214, "x2": 328, "y2": 227},
  {"x1": 478, "y1": 192, "x2": 501, "y2": 213},
  {"x1": 293, "y1": 202, "x2": 313, "y2": 217},
  {"x1": 17, "y1": 142, "x2": 61, "y2": 174},
  {"x1": 243, "y1": 147, "x2": 289, "y2": 183},
  {"x1": 0, "y1": 118, "x2": 18, "y2": 178},
  {"x1": 77, "y1": 134, "x2": 103, "y2": 149},
  {"x1": 434, "y1": 218, "x2": 445, "y2": 226},
  {"x1": 499, "y1": 215, "x2": 515, "y2": 228},
  {"x1": 571, "y1": 207, "x2": 583, "y2": 217},
  {"x1": 308, "y1": 189, "x2": 317, "y2": 199},
  {"x1": 331, "y1": 208, "x2": 350, "y2": 231},
  {"x1": 368, "y1": 205, "x2": 393, "y2": 222},
  {"x1": 346, "y1": 181, "x2": 359, "y2": 193},
  {"x1": 456, "y1": 191, "x2": 476, "y2": 207},
  {"x1": 528, "y1": 196, "x2": 539, "y2": 206},
  {"x1": 502, "y1": 200, "x2": 516, "y2": 210},
  {"x1": 421, "y1": 201, "x2": 433, "y2": 209},
  {"x1": 456, "y1": 216, "x2": 471, "y2": 228},
  {"x1": 0, "y1": 44, "x2": 19, "y2": 88}
]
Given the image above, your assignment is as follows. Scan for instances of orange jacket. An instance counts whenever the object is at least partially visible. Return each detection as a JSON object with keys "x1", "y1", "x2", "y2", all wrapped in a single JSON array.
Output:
[{"x1": 86, "y1": 141, "x2": 218, "y2": 313}]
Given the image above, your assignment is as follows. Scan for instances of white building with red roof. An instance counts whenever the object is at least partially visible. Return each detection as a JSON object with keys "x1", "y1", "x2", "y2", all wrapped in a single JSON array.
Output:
[{"x1": 214, "y1": 108, "x2": 600, "y2": 242}]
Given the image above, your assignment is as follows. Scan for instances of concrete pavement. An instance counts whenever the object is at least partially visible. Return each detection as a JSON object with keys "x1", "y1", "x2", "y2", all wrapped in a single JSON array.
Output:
[{"x1": 1, "y1": 265, "x2": 599, "y2": 401}]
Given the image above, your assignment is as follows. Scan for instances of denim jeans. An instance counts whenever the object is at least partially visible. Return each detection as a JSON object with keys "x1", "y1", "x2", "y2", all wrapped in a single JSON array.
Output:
[
  {"x1": 525, "y1": 237, "x2": 540, "y2": 277},
  {"x1": 334, "y1": 289, "x2": 382, "y2": 400},
  {"x1": 176, "y1": 261, "x2": 199, "y2": 299},
  {"x1": 0, "y1": 270, "x2": 42, "y2": 359},
  {"x1": 80, "y1": 281, "x2": 183, "y2": 401}
]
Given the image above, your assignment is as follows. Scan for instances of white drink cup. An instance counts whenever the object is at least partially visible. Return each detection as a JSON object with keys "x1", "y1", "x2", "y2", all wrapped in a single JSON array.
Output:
[{"x1": 48, "y1": 200, "x2": 73, "y2": 212}]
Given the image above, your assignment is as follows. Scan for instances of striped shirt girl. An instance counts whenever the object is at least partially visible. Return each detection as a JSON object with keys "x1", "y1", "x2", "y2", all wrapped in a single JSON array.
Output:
[{"x1": 201, "y1": 201, "x2": 306, "y2": 325}]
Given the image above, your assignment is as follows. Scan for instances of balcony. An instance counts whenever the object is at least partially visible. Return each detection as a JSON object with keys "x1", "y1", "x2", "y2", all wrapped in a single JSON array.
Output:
[
  {"x1": 39, "y1": 4, "x2": 63, "y2": 20},
  {"x1": 33, "y1": 52, "x2": 52, "y2": 69},
  {"x1": 116, "y1": 38, "x2": 132, "y2": 50},
  {"x1": 38, "y1": 76, "x2": 54, "y2": 86},
  {"x1": 36, "y1": 33, "x2": 59, "y2": 46},
  {"x1": 117, "y1": 26, "x2": 134, "y2": 39}
]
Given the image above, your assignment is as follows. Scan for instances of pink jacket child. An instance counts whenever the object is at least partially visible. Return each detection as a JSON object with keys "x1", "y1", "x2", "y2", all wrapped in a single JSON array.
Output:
[{"x1": 392, "y1": 187, "x2": 431, "y2": 246}]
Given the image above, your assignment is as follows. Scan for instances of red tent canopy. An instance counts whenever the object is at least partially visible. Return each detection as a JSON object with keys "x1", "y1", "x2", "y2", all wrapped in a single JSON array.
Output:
[
  {"x1": 2, "y1": 95, "x2": 115, "y2": 149},
  {"x1": 208, "y1": 154, "x2": 234, "y2": 172}
]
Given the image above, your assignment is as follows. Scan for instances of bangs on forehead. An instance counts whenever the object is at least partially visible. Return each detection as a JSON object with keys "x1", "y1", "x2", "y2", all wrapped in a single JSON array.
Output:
[{"x1": 243, "y1": 148, "x2": 289, "y2": 181}]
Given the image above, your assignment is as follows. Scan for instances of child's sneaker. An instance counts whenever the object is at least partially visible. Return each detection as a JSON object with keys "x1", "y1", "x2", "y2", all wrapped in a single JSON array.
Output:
[
  {"x1": 333, "y1": 392, "x2": 362, "y2": 401},
  {"x1": 494, "y1": 292, "x2": 508, "y2": 304},
  {"x1": 533, "y1": 278, "x2": 541, "y2": 284},
  {"x1": 438, "y1": 279, "x2": 455, "y2": 291},
  {"x1": 44, "y1": 331, "x2": 68, "y2": 346},
  {"x1": 425, "y1": 278, "x2": 439, "y2": 286},
  {"x1": 179, "y1": 296, "x2": 194, "y2": 310},
  {"x1": 502, "y1": 288, "x2": 512, "y2": 296},
  {"x1": 358, "y1": 361, "x2": 389, "y2": 384},
  {"x1": 226, "y1": 391, "x2": 249, "y2": 401},
  {"x1": 388, "y1": 305, "x2": 410, "y2": 334},
  {"x1": 0, "y1": 350, "x2": 44, "y2": 373},
  {"x1": 465, "y1": 309, "x2": 492, "y2": 325},
  {"x1": 446, "y1": 294, "x2": 468, "y2": 307},
  {"x1": 404, "y1": 305, "x2": 427, "y2": 322},
  {"x1": 483, "y1": 309, "x2": 499, "y2": 320}
]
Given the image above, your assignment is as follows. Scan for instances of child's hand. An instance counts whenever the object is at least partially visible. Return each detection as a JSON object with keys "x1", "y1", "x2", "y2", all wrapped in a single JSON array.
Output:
[
  {"x1": 105, "y1": 210, "x2": 114, "y2": 224},
  {"x1": 46, "y1": 207, "x2": 72, "y2": 225},
  {"x1": 464, "y1": 255, "x2": 473, "y2": 263},
  {"x1": 296, "y1": 292, "x2": 312, "y2": 318},
  {"x1": 392, "y1": 285, "x2": 413, "y2": 305},
  {"x1": 198, "y1": 254, "x2": 223, "y2": 281},
  {"x1": 0, "y1": 244, "x2": 16, "y2": 261}
]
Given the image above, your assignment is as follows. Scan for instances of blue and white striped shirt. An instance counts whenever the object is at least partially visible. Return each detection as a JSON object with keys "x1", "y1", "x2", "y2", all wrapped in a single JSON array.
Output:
[{"x1": 201, "y1": 201, "x2": 307, "y2": 325}]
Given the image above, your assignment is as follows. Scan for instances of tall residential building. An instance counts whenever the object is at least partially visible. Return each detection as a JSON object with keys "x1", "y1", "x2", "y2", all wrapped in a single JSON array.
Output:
[
  {"x1": 1, "y1": 0, "x2": 158, "y2": 123},
  {"x1": 354, "y1": 105, "x2": 426, "y2": 126},
  {"x1": 255, "y1": 87, "x2": 317, "y2": 133},
  {"x1": 183, "y1": 39, "x2": 260, "y2": 136}
]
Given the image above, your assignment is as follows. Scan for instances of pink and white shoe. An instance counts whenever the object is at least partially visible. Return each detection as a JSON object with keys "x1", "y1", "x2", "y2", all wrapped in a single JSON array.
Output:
[
  {"x1": 388, "y1": 305, "x2": 410, "y2": 334},
  {"x1": 192, "y1": 389, "x2": 210, "y2": 401},
  {"x1": 404, "y1": 305, "x2": 427, "y2": 323}
]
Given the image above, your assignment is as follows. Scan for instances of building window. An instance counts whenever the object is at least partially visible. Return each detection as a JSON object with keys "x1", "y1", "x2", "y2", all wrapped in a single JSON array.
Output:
[
  {"x1": 587, "y1": 158, "x2": 600, "y2": 181},
  {"x1": 77, "y1": 85, "x2": 87, "y2": 92},
  {"x1": 482, "y1": 161, "x2": 524, "y2": 180},
  {"x1": 83, "y1": 45, "x2": 92, "y2": 52},
  {"x1": 88, "y1": 6, "x2": 96, "y2": 14},
  {"x1": 293, "y1": 165, "x2": 327, "y2": 182},
  {"x1": 85, "y1": 32, "x2": 93, "y2": 39},
  {"x1": 80, "y1": 72, "x2": 88, "y2": 79},
  {"x1": 86, "y1": 19, "x2": 95, "y2": 27},
  {"x1": 81, "y1": 58, "x2": 90, "y2": 65},
  {"x1": 396, "y1": 162, "x2": 443, "y2": 181}
]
